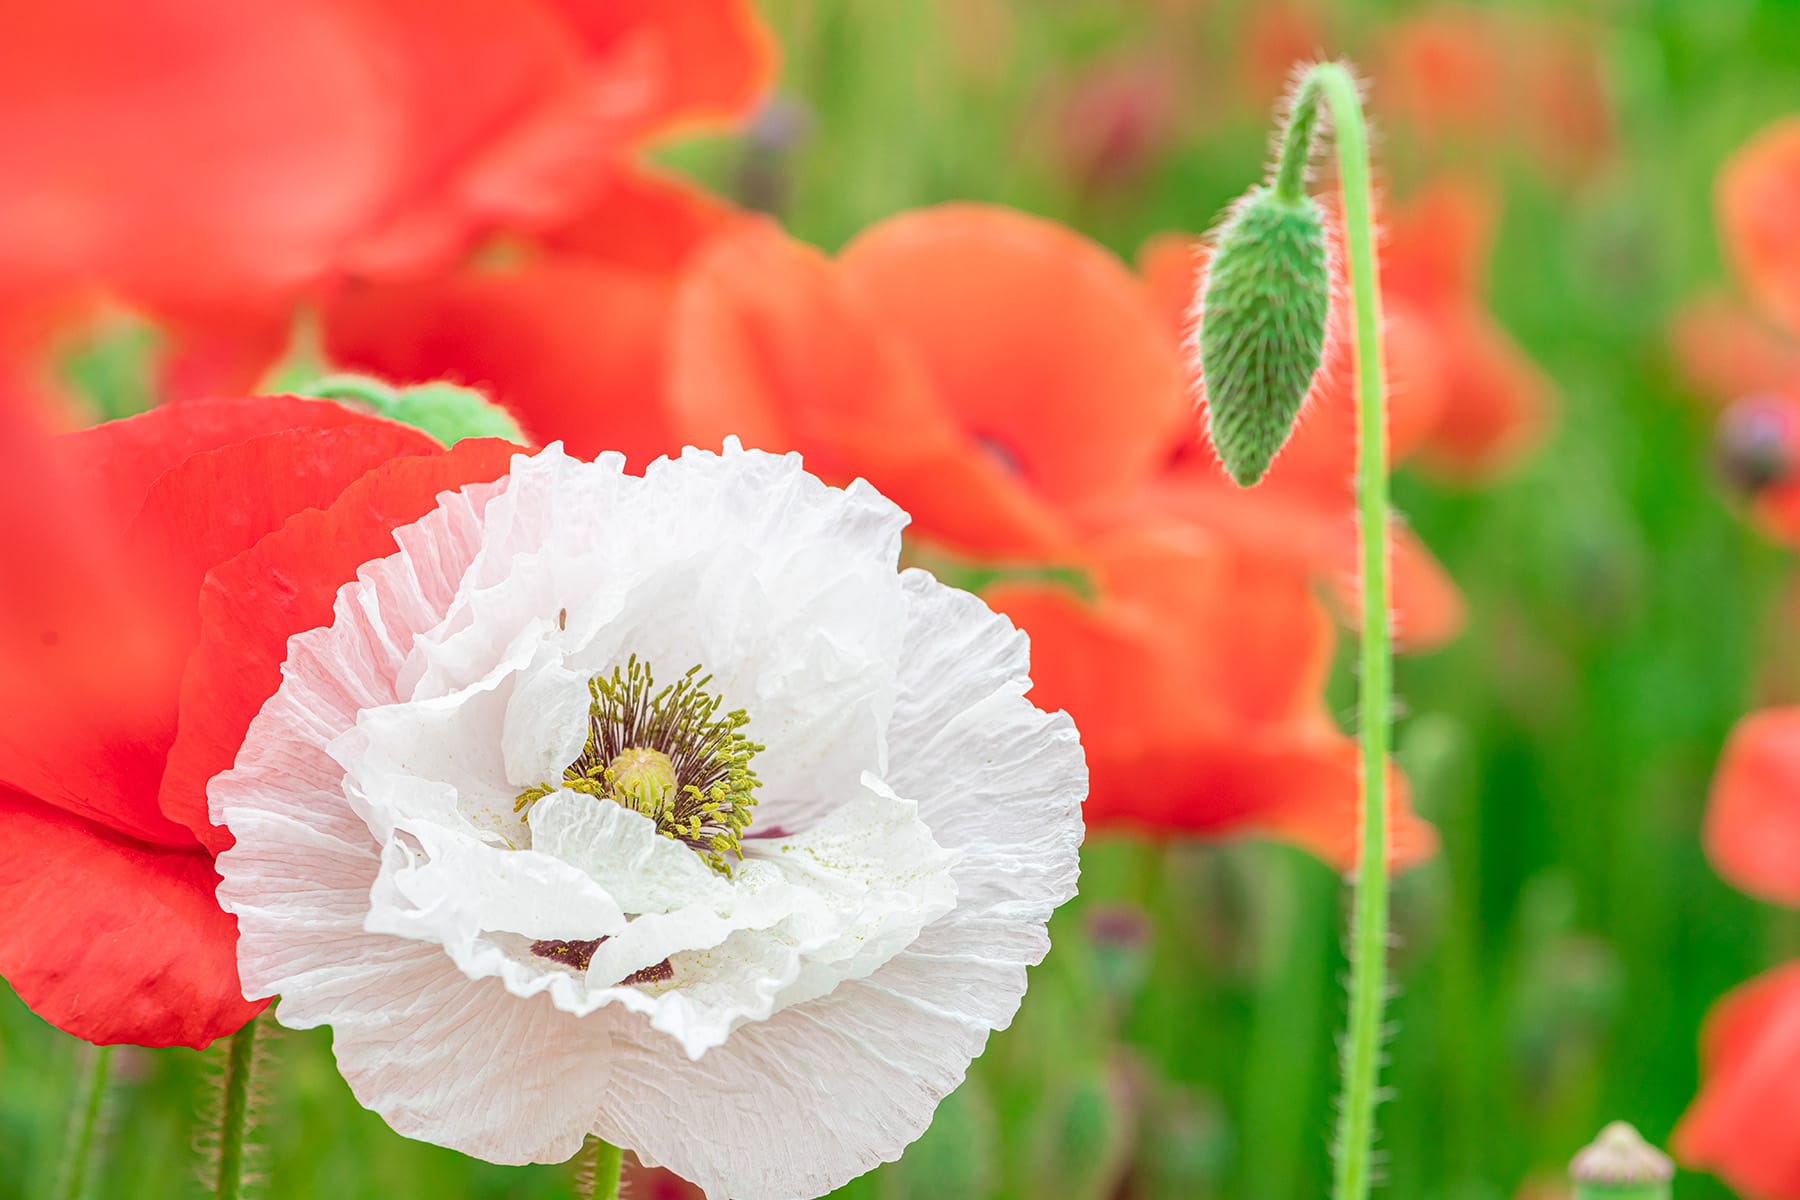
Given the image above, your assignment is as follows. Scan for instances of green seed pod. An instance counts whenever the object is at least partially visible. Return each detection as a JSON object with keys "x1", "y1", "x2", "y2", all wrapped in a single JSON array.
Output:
[{"x1": 1196, "y1": 184, "x2": 1331, "y2": 487}]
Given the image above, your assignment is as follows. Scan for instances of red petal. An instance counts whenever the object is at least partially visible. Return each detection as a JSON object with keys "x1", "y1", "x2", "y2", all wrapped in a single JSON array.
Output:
[
  {"x1": 129, "y1": 422, "x2": 441, "y2": 613},
  {"x1": 159, "y1": 439, "x2": 519, "y2": 848},
  {"x1": 1706, "y1": 709, "x2": 1800, "y2": 906},
  {"x1": 1675, "y1": 963, "x2": 1800, "y2": 1199},
  {"x1": 988, "y1": 540, "x2": 1435, "y2": 869},
  {"x1": 61, "y1": 395, "x2": 386, "y2": 530},
  {"x1": 339, "y1": 0, "x2": 773, "y2": 278},
  {"x1": 1382, "y1": 179, "x2": 1498, "y2": 307},
  {"x1": 324, "y1": 259, "x2": 676, "y2": 464},
  {"x1": 838, "y1": 204, "x2": 1190, "y2": 513},
  {"x1": 1722, "y1": 117, "x2": 1800, "y2": 340},
  {"x1": 1136, "y1": 233, "x2": 1203, "y2": 344},
  {"x1": 666, "y1": 222, "x2": 1075, "y2": 559},
  {"x1": 0, "y1": 0, "x2": 397, "y2": 307},
  {"x1": 0, "y1": 787, "x2": 263, "y2": 1048},
  {"x1": 1670, "y1": 295, "x2": 1800, "y2": 407},
  {"x1": 545, "y1": 0, "x2": 777, "y2": 136},
  {"x1": 1411, "y1": 310, "x2": 1554, "y2": 481},
  {"x1": 540, "y1": 166, "x2": 745, "y2": 274},
  {"x1": 1144, "y1": 474, "x2": 1467, "y2": 652}
]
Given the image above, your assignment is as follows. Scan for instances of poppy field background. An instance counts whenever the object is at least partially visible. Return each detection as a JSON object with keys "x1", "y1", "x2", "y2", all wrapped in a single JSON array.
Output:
[{"x1": 7, "y1": 0, "x2": 1800, "y2": 1197}]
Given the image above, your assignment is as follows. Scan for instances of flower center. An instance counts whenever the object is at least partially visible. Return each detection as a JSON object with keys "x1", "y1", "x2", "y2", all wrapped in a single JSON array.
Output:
[{"x1": 515, "y1": 656, "x2": 762, "y2": 876}]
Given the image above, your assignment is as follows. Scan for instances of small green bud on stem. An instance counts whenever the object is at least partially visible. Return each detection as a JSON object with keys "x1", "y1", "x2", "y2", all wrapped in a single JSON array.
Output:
[
  {"x1": 1570, "y1": 1122, "x2": 1675, "y2": 1200},
  {"x1": 1197, "y1": 185, "x2": 1331, "y2": 485}
]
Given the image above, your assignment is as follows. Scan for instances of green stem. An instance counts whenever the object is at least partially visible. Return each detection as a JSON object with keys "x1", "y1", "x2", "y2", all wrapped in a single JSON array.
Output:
[
  {"x1": 213, "y1": 1016, "x2": 260, "y2": 1200},
  {"x1": 1276, "y1": 62, "x2": 1393, "y2": 1200},
  {"x1": 54, "y1": 1044, "x2": 113, "y2": 1200},
  {"x1": 575, "y1": 1136, "x2": 624, "y2": 1200}
]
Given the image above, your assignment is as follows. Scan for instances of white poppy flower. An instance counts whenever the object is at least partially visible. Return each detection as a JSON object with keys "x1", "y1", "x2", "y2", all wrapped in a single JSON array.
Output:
[{"x1": 209, "y1": 442, "x2": 1086, "y2": 1199}]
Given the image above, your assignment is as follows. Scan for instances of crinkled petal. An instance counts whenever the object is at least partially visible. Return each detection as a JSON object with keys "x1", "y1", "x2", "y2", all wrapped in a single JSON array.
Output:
[{"x1": 589, "y1": 572, "x2": 1084, "y2": 1199}]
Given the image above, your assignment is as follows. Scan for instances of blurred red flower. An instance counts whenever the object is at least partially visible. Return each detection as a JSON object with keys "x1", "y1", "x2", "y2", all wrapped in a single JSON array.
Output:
[
  {"x1": 313, "y1": 167, "x2": 750, "y2": 466},
  {"x1": 1136, "y1": 179, "x2": 1551, "y2": 651},
  {"x1": 0, "y1": 0, "x2": 773, "y2": 381},
  {"x1": 1722, "y1": 119, "x2": 1800, "y2": 341},
  {"x1": 235, "y1": 195, "x2": 1437, "y2": 865},
  {"x1": 1679, "y1": 708, "x2": 1800, "y2": 1194},
  {"x1": 1672, "y1": 119, "x2": 1800, "y2": 544},
  {"x1": 662, "y1": 205, "x2": 1434, "y2": 866},
  {"x1": 0, "y1": 397, "x2": 516, "y2": 1047},
  {"x1": 1369, "y1": 5, "x2": 1611, "y2": 183}
]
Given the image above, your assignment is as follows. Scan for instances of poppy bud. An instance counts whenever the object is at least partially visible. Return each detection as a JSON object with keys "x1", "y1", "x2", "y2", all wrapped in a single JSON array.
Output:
[
  {"x1": 1569, "y1": 1121, "x2": 1674, "y2": 1200},
  {"x1": 1196, "y1": 184, "x2": 1332, "y2": 486},
  {"x1": 297, "y1": 374, "x2": 526, "y2": 447},
  {"x1": 1715, "y1": 393, "x2": 1796, "y2": 495}
]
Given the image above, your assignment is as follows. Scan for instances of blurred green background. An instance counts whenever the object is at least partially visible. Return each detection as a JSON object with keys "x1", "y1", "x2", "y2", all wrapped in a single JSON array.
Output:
[{"x1": 9, "y1": 1, "x2": 1800, "y2": 1196}]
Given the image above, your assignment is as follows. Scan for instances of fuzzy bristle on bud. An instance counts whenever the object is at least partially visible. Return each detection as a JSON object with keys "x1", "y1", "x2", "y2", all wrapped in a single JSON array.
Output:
[{"x1": 1196, "y1": 184, "x2": 1331, "y2": 487}]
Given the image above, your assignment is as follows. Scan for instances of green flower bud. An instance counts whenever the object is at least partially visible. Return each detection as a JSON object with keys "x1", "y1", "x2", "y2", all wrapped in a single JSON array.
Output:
[
  {"x1": 296, "y1": 373, "x2": 526, "y2": 447},
  {"x1": 1196, "y1": 184, "x2": 1331, "y2": 487},
  {"x1": 382, "y1": 382, "x2": 527, "y2": 447}
]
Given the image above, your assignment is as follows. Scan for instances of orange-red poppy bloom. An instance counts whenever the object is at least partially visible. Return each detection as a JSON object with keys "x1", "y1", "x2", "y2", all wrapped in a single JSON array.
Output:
[
  {"x1": 1721, "y1": 119, "x2": 1800, "y2": 342},
  {"x1": 1670, "y1": 120, "x2": 1800, "y2": 544},
  {"x1": 317, "y1": 167, "x2": 750, "y2": 466},
  {"x1": 0, "y1": 396, "x2": 516, "y2": 1047},
  {"x1": 662, "y1": 204, "x2": 1433, "y2": 866},
  {"x1": 1136, "y1": 179, "x2": 1550, "y2": 650},
  {"x1": 1369, "y1": 5, "x2": 1611, "y2": 183},
  {"x1": 1676, "y1": 713, "x2": 1800, "y2": 1195},
  {"x1": 245, "y1": 197, "x2": 1435, "y2": 865},
  {"x1": 0, "y1": 0, "x2": 773, "y2": 355}
]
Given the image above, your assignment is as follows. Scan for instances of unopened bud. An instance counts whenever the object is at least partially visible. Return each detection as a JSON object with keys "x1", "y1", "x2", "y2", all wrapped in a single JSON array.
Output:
[
  {"x1": 1716, "y1": 393, "x2": 1796, "y2": 495},
  {"x1": 1195, "y1": 184, "x2": 1331, "y2": 486},
  {"x1": 297, "y1": 374, "x2": 526, "y2": 448},
  {"x1": 1569, "y1": 1122, "x2": 1674, "y2": 1199}
]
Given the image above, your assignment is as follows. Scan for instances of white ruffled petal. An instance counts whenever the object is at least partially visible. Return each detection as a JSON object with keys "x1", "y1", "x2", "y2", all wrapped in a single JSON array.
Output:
[{"x1": 210, "y1": 444, "x2": 1085, "y2": 1196}]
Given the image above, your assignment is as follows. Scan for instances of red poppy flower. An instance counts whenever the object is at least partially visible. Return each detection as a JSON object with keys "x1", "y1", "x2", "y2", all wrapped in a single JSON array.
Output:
[
  {"x1": 1135, "y1": 181, "x2": 1549, "y2": 650},
  {"x1": 1370, "y1": 6, "x2": 1611, "y2": 183},
  {"x1": 670, "y1": 206, "x2": 1190, "y2": 561},
  {"x1": 1721, "y1": 119, "x2": 1800, "y2": 342},
  {"x1": 1677, "y1": 962, "x2": 1800, "y2": 1198},
  {"x1": 982, "y1": 520, "x2": 1436, "y2": 869},
  {"x1": 316, "y1": 167, "x2": 752, "y2": 466},
  {"x1": 0, "y1": 0, "x2": 773, "y2": 319},
  {"x1": 1677, "y1": 712, "x2": 1800, "y2": 1195},
  {"x1": 1669, "y1": 122, "x2": 1800, "y2": 545},
  {"x1": 0, "y1": 396, "x2": 517, "y2": 1047},
  {"x1": 660, "y1": 206, "x2": 1432, "y2": 862}
]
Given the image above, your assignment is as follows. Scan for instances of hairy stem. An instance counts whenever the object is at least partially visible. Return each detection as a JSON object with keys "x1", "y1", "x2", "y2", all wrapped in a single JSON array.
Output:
[
  {"x1": 54, "y1": 1044, "x2": 113, "y2": 1200},
  {"x1": 212, "y1": 1016, "x2": 260, "y2": 1200},
  {"x1": 1275, "y1": 61, "x2": 1393, "y2": 1200},
  {"x1": 575, "y1": 1136, "x2": 625, "y2": 1200}
]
